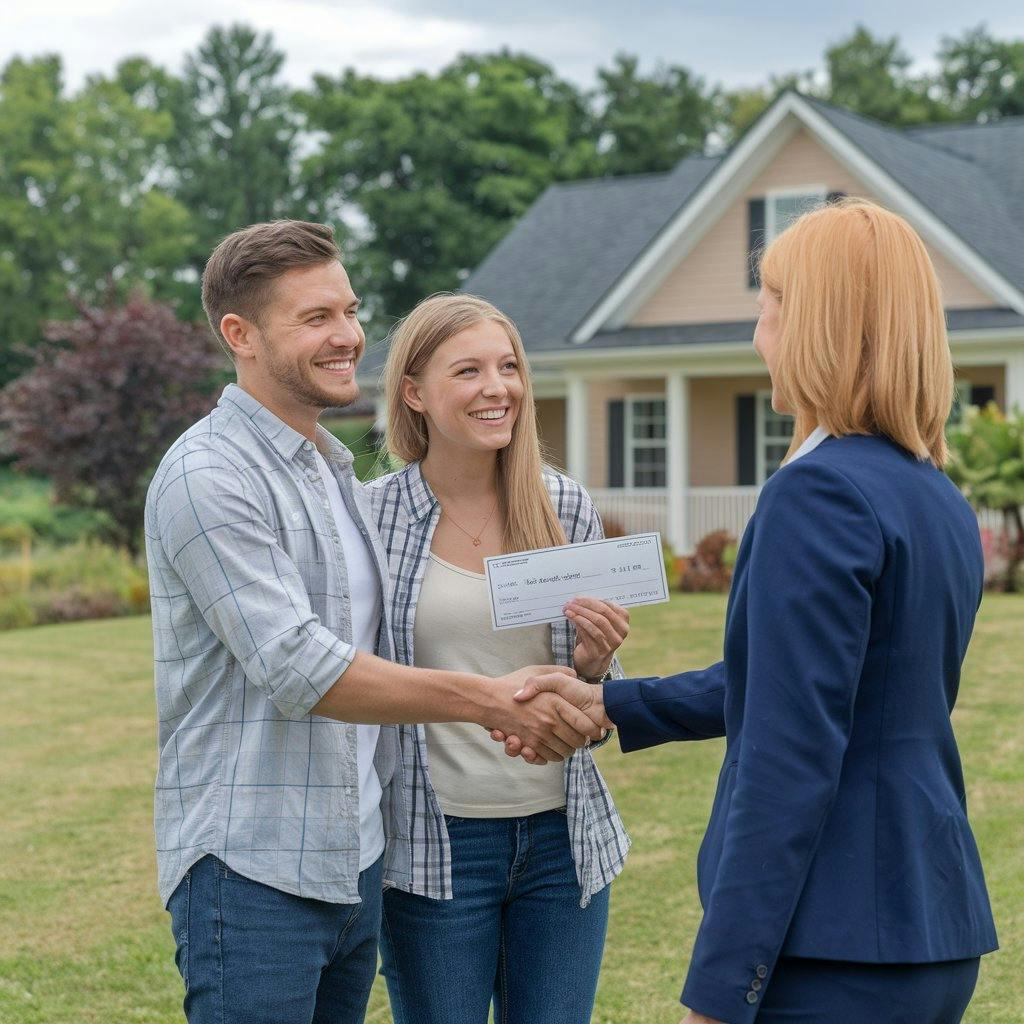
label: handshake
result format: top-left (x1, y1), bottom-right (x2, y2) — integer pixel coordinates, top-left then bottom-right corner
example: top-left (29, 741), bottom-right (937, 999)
top-left (484, 667), bottom-right (613, 766)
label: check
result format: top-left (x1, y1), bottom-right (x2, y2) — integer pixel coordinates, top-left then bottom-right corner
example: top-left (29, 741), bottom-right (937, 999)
top-left (484, 532), bottom-right (669, 630)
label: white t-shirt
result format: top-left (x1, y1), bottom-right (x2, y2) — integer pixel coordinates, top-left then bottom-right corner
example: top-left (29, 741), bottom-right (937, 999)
top-left (315, 450), bottom-right (385, 872)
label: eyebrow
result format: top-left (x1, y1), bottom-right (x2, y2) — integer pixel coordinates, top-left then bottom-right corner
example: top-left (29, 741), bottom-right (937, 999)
top-left (294, 297), bottom-right (360, 319)
top-left (447, 352), bottom-right (517, 369)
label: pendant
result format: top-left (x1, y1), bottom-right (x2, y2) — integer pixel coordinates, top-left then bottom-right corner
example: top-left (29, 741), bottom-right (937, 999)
top-left (473, 538), bottom-right (481, 546)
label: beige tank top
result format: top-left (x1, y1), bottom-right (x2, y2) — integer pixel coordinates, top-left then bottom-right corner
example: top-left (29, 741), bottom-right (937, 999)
top-left (414, 553), bottom-right (566, 817)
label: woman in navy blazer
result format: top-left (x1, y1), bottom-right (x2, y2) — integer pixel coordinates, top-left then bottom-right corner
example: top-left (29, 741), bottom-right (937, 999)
top-left (512, 199), bottom-right (997, 1023)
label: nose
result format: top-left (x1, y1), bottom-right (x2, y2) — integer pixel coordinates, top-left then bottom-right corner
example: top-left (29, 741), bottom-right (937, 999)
top-left (480, 370), bottom-right (508, 397)
top-left (328, 319), bottom-right (363, 351)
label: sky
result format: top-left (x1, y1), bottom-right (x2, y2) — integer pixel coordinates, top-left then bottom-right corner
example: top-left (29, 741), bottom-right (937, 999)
top-left (5, 0), bottom-right (1024, 92)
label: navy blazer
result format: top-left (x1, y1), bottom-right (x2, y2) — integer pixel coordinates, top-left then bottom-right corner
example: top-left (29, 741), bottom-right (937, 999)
top-left (604, 435), bottom-right (998, 1024)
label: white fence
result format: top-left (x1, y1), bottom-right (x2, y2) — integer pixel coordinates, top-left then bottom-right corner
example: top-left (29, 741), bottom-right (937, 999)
top-left (589, 487), bottom-right (762, 552)
top-left (590, 487), bottom-right (1012, 554)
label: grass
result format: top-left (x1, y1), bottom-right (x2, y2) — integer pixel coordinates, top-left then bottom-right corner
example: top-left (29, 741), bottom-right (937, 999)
top-left (0, 597), bottom-right (1020, 1023)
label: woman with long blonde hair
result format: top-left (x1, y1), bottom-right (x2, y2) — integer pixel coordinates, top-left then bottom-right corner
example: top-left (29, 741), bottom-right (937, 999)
top-left (366, 293), bottom-right (631, 1024)
top-left (518, 199), bottom-right (998, 1023)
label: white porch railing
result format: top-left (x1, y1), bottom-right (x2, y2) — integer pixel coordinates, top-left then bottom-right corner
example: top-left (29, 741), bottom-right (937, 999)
top-left (589, 487), bottom-right (762, 552)
top-left (590, 487), bottom-right (1013, 555)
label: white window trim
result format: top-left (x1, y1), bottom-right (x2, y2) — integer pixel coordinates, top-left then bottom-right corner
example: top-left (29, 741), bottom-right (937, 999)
top-left (765, 184), bottom-right (828, 243)
top-left (755, 389), bottom-right (795, 484)
top-left (624, 393), bottom-right (668, 489)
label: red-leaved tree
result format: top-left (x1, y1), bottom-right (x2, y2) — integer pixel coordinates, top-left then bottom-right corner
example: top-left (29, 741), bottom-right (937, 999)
top-left (0, 296), bottom-right (225, 554)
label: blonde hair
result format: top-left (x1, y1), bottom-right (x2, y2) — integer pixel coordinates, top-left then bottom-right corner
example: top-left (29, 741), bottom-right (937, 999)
top-left (760, 198), bottom-right (953, 467)
top-left (382, 293), bottom-right (566, 553)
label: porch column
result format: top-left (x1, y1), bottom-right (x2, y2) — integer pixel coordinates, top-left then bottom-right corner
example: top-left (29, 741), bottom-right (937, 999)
top-left (566, 374), bottom-right (588, 483)
top-left (1006, 353), bottom-right (1024, 414)
top-left (666, 371), bottom-right (690, 554)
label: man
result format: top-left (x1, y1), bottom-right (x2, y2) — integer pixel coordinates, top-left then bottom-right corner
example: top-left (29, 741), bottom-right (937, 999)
top-left (145, 220), bottom-right (601, 1024)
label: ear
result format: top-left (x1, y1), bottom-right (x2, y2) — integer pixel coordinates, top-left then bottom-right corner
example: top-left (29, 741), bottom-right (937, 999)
top-left (221, 314), bottom-right (258, 361)
top-left (401, 375), bottom-right (426, 413)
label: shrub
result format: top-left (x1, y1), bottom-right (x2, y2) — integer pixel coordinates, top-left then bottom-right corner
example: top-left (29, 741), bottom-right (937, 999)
top-left (678, 530), bottom-right (736, 593)
top-left (0, 541), bottom-right (150, 630)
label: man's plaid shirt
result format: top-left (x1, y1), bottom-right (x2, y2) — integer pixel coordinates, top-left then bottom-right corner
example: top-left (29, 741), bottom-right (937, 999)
top-left (145, 385), bottom-right (410, 907)
top-left (368, 462), bottom-right (630, 908)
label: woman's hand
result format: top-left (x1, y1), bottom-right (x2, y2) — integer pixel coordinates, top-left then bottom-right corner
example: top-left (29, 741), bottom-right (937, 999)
top-left (568, 597), bottom-right (630, 680)
top-left (680, 1012), bottom-right (724, 1024)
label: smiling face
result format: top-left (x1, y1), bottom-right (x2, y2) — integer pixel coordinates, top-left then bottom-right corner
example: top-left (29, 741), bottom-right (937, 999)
top-left (223, 260), bottom-right (365, 415)
top-left (401, 319), bottom-right (524, 458)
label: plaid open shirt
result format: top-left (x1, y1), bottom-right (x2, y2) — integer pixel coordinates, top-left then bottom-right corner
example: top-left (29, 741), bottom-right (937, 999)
top-left (368, 462), bottom-right (631, 908)
top-left (145, 385), bottom-right (410, 907)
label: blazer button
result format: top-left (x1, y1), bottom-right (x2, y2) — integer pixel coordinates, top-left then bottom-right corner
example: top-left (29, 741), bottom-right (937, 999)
top-left (746, 991), bottom-right (758, 1004)
top-left (751, 980), bottom-right (762, 991)
top-left (756, 964), bottom-right (768, 979)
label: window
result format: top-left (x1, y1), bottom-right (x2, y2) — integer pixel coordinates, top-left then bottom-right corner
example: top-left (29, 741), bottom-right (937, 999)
top-left (765, 186), bottom-right (827, 243)
top-left (625, 396), bottom-right (667, 488)
top-left (756, 391), bottom-right (794, 483)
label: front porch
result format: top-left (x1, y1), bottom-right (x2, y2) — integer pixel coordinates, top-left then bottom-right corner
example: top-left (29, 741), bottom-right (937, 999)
top-left (533, 347), bottom-right (1024, 554)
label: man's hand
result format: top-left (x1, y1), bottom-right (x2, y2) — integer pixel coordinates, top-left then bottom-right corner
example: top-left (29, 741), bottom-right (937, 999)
top-left (483, 666), bottom-right (604, 763)
top-left (681, 1013), bottom-right (725, 1024)
top-left (489, 671), bottom-right (613, 765)
top-left (568, 597), bottom-right (630, 680)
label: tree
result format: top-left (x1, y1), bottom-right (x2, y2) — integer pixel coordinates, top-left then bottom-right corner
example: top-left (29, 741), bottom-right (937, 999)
top-left (947, 403), bottom-right (1024, 592)
top-left (937, 25), bottom-right (1024, 120)
top-left (171, 25), bottom-right (306, 269)
top-left (299, 51), bottom-right (595, 329)
top-left (0, 55), bottom-right (195, 388)
top-left (823, 25), bottom-right (948, 126)
top-left (591, 54), bottom-right (717, 175)
top-left (0, 298), bottom-right (224, 554)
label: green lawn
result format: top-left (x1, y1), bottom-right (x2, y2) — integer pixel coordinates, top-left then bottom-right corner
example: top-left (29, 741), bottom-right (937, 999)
top-left (1, 597), bottom-right (1021, 1023)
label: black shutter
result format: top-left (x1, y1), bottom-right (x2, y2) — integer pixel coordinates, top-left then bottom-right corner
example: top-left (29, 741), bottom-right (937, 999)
top-left (747, 198), bottom-right (765, 289)
top-left (971, 385), bottom-right (996, 408)
top-left (827, 190), bottom-right (846, 204)
top-left (737, 395), bottom-right (757, 485)
top-left (608, 400), bottom-right (625, 488)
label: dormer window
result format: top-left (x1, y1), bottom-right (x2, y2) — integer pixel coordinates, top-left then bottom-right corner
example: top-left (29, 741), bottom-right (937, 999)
top-left (765, 186), bottom-right (828, 242)
top-left (748, 187), bottom-right (839, 288)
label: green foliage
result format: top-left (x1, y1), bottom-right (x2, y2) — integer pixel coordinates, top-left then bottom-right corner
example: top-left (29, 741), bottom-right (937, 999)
top-left (0, 541), bottom-right (149, 629)
top-left (937, 25), bottom-right (1024, 120)
top-left (0, 56), bottom-right (196, 388)
top-left (0, 470), bottom-right (109, 545)
top-left (592, 54), bottom-right (717, 175)
top-left (322, 416), bottom-right (385, 482)
top-left (947, 404), bottom-right (1024, 591)
top-left (299, 50), bottom-right (597, 329)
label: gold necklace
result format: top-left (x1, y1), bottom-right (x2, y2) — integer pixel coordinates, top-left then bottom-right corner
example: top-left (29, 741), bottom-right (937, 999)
top-left (441, 498), bottom-right (498, 547)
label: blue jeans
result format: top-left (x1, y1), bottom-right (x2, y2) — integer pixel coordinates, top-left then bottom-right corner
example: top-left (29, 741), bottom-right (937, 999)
top-left (167, 854), bottom-right (383, 1024)
top-left (379, 809), bottom-right (610, 1024)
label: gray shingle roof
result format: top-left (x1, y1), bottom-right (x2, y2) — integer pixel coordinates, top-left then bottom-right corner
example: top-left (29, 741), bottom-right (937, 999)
top-left (803, 98), bottom-right (1024, 299)
top-left (576, 308), bottom-right (1024, 353)
top-left (461, 155), bottom-right (720, 350)
top-left (457, 94), bottom-right (1024, 356)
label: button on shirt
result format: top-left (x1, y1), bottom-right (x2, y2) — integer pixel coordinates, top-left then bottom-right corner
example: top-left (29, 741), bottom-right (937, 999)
top-left (145, 384), bottom-right (408, 906)
top-left (314, 449), bottom-right (385, 871)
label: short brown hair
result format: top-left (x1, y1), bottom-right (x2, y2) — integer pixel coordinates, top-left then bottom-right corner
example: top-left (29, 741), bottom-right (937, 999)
top-left (201, 220), bottom-right (341, 352)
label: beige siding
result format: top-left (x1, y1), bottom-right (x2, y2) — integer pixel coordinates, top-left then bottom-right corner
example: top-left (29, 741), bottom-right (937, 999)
top-left (954, 365), bottom-right (1005, 410)
top-left (689, 376), bottom-right (774, 486)
top-left (631, 128), bottom-right (995, 326)
top-left (535, 398), bottom-right (567, 471)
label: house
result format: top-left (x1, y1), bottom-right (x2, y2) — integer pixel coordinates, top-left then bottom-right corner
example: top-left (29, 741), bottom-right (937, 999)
top-left (363, 91), bottom-right (1024, 553)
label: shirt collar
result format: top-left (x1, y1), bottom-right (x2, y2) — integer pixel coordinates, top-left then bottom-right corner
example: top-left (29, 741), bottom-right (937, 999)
top-left (398, 461), bottom-right (438, 523)
top-left (218, 384), bottom-right (355, 468)
top-left (788, 425), bottom-right (832, 464)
